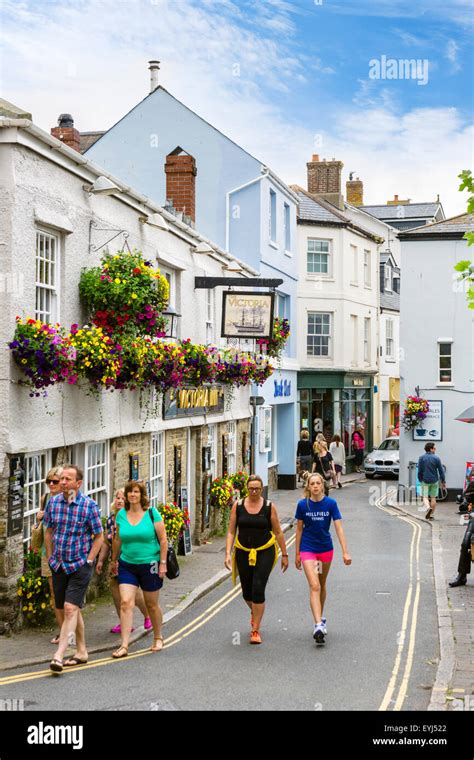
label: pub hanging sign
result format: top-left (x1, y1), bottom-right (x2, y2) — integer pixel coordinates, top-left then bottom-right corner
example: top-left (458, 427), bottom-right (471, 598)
top-left (163, 386), bottom-right (225, 419)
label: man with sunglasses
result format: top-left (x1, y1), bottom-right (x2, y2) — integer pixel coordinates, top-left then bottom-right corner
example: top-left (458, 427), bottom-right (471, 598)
top-left (44, 465), bottom-right (103, 673)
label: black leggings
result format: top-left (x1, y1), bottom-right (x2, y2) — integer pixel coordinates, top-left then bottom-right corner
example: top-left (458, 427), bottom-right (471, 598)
top-left (236, 546), bottom-right (275, 604)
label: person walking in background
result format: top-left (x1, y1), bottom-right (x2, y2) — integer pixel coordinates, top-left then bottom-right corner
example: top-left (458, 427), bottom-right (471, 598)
top-left (329, 435), bottom-right (345, 489)
top-left (111, 481), bottom-right (167, 657)
top-left (224, 474), bottom-right (288, 645)
top-left (44, 465), bottom-right (103, 674)
top-left (34, 466), bottom-right (72, 645)
top-left (96, 489), bottom-right (152, 635)
top-left (418, 443), bottom-right (446, 520)
top-left (295, 473), bottom-right (351, 644)
top-left (312, 439), bottom-right (336, 488)
top-left (351, 427), bottom-right (365, 473)
top-left (297, 430), bottom-right (313, 483)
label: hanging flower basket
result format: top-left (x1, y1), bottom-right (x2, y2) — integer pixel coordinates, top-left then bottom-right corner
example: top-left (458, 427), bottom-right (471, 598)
top-left (256, 317), bottom-right (290, 359)
top-left (8, 318), bottom-right (76, 396)
top-left (158, 501), bottom-right (189, 545)
top-left (402, 395), bottom-right (430, 431)
top-left (210, 476), bottom-right (235, 509)
top-left (79, 250), bottom-right (169, 338)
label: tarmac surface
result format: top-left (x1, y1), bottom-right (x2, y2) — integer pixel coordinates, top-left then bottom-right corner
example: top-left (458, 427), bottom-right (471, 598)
top-left (0, 473), bottom-right (471, 712)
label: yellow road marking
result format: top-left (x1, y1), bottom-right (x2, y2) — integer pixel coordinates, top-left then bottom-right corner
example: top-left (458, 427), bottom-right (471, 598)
top-left (0, 532), bottom-right (296, 686)
top-left (377, 489), bottom-right (423, 712)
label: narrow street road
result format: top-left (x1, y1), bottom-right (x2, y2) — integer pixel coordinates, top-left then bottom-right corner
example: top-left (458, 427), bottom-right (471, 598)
top-left (0, 481), bottom-right (439, 711)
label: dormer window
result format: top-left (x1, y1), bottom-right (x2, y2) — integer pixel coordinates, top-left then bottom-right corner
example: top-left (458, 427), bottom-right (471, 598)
top-left (384, 263), bottom-right (392, 292)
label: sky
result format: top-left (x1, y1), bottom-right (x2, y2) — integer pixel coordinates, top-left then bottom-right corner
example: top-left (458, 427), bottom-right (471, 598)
top-left (1, 0), bottom-right (473, 215)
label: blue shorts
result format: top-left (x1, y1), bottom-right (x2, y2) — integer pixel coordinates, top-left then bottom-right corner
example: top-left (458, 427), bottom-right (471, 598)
top-left (118, 559), bottom-right (164, 592)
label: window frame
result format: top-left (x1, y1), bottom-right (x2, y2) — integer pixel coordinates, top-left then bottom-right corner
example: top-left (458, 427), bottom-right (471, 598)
top-left (307, 311), bottom-right (332, 358)
top-left (307, 238), bottom-right (331, 276)
top-left (23, 450), bottom-right (52, 546)
top-left (350, 244), bottom-right (358, 285)
top-left (283, 202), bottom-right (291, 253)
top-left (35, 228), bottom-right (60, 324)
top-left (269, 189), bottom-right (277, 245)
top-left (150, 432), bottom-right (165, 508)
top-left (386, 318), bottom-right (394, 360)
top-left (438, 341), bottom-right (453, 384)
top-left (83, 441), bottom-right (109, 516)
top-left (364, 249), bottom-right (371, 287)
top-left (364, 317), bottom-right (371, 363)
top-left (227, 421), bottom-right (237, 474)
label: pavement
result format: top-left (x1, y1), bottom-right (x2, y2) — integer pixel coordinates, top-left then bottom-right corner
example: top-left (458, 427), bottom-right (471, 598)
top-left (387, 491), bottom-right (473, 712)
top-left (0, 473), bottom-right (471, 713)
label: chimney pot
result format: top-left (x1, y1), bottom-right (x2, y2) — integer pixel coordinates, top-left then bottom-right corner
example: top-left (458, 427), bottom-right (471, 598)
top-left (149, 60), bottom-right (161, 93)
top-left (58, 113), bottom-right (74, 128)
top-left (311, 154), bottom-right (320, 162)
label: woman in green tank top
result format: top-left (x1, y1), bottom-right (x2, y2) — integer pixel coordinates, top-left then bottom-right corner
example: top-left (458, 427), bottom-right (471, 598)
top-left (111, 481), bottom-right (168, 658)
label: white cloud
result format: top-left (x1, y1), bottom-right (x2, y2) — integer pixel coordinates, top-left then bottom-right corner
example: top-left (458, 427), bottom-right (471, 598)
top-left (446, 39), bottom-right (462, 72)
top-left (0, 0), bottom-right (469, 220)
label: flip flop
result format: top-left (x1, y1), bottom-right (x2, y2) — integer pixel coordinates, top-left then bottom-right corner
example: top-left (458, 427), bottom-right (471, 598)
top-left (64, 656), bottom-right (88, 667)
top-left (112, 646), bottom-right (128, 659)
top-left (150, 637), bottom-right (164, 652)
top-left (50, 633), bottom-right (61, 645)
top-left (50, 658), bottom-right (63, 673)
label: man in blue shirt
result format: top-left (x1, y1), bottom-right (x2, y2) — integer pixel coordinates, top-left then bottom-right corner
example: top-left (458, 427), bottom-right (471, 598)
top-left (44, 465), bottom-right (103, 674)
top-left (417, 443), bottom-right (446, 520)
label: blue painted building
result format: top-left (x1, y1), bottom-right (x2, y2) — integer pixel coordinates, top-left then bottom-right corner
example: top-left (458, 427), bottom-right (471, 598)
top-left (85, 73), bottom-right (299, 489)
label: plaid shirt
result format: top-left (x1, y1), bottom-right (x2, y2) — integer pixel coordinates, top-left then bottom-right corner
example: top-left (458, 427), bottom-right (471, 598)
top-left (43, 491), bottom-right (103, 574)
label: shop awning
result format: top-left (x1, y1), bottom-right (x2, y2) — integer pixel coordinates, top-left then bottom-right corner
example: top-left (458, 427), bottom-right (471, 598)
top-left (455, 406), bottom-right (474, 423)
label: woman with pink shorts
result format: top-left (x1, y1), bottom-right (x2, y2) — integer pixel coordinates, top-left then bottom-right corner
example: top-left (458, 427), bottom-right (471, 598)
top-left (295, 473), bottom-right (352, 644)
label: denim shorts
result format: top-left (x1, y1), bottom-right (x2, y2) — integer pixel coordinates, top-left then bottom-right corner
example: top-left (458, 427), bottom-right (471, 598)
top-left (118, 559), bottom-right (164, 592)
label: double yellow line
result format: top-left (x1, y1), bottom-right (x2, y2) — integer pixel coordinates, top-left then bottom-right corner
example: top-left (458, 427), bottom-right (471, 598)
top-left (0, 534), bottom-right (296, 687)
top-left (376, 490), bottom-right (422, 712)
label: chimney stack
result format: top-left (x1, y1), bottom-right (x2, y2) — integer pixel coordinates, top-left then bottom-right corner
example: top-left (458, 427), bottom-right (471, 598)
top-left (387, 194), bottom-right (410, 206)
top-left (149, 60), bottom-right (160, 93)
top-left (50, 114), bottom-right (81, 153)
top-left (164, 148), bottom-right (197, 223)
top-left (346, 173), bottom-right (364, 206)
top-left (307, 154), bottom-right (344, 210)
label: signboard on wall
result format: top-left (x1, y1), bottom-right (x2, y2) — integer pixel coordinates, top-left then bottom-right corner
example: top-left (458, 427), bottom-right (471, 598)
top-left (221, 291), bottom-right (274, 339)
top-left (164, 387), bottom-right (225, 419)
top-left (179, 486), bottom-right (192, 556)
top-left (8, 456), bottom-right (24, 538)
top-left (412, 400), bottom-right (443, 442)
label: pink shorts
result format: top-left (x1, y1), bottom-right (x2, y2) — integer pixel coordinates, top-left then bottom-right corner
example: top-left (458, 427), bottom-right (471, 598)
top-left (300, 550), bottom-right (334, 563)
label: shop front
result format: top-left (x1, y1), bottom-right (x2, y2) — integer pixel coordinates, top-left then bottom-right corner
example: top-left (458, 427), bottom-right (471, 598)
top-left (298, 372), bottom-right (375, 470)
top-left (252, 369), bottom-right (298, 492)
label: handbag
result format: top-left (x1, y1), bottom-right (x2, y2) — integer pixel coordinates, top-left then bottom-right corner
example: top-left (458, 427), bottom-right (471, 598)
top-left (148, 509), bottom-right (180, 580)
top-left (31, 522), bottom-right (44, 551)
top-left (318, 455), bottom-right (332, 481)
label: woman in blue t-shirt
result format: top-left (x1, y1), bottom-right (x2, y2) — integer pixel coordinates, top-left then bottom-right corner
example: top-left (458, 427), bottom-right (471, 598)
top-left (295, 473), bottom-right (351, 644)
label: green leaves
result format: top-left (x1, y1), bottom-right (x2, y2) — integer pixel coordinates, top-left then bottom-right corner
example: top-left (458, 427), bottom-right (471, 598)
top-left (455, 170), bottom-right (474, 310)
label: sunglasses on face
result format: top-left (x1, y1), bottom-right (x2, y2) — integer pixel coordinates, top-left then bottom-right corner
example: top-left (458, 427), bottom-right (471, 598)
top-left (47, 479), bottom-right (60, 485)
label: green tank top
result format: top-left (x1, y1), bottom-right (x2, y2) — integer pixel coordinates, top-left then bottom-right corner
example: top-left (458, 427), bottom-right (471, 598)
top-left (116, 506), bottom-right (163, 564)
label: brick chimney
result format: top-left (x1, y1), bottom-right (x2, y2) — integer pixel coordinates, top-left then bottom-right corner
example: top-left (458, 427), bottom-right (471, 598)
top-left (346, 173), bottom-right (363, 206)
top-left (387, 194), bottom-right (410, 206)
top-left (307, 155), bottom-right (344, 210)
top-left (51, 114), bottom-right (81, 153)
top-left (164, 148), bottom-right (197, 222)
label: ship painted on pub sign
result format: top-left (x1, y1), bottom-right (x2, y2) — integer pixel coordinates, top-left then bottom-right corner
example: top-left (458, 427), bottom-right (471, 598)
top-left (221, 291), bottom-right (274, 339)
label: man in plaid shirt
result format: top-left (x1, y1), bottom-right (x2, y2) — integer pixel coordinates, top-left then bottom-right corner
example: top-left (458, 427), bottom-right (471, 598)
top-left (44, 465), bottom-right (103, 674)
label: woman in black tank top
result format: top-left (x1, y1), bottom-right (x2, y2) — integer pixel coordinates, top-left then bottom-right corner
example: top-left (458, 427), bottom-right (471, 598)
top-left (225, 474), bottom-right (289, 645)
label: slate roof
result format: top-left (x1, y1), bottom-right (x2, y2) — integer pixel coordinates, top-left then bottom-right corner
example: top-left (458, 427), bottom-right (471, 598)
top-left (291, 186), bottom-right (347, 224)
top-left (398, 213), bottom-right (473, 237)
top-left (380, 291), bottom-right (400, 311)
top-left (79, 131), bottom-right (106, 153)
top-left (361, 202), bottom-right (443, 221)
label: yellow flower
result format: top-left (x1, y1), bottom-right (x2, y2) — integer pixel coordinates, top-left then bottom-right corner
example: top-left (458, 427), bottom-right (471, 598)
top-left (131, 293), bottom-right (138, 299)
top-left (115, 278), bottom-right (121, 285)
top-left (41, 603), bottom-right (46, 610)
